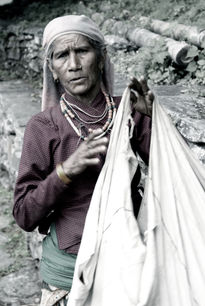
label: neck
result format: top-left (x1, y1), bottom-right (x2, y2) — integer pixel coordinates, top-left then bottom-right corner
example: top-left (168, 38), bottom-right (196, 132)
top-left (65, 83), bottom-right (101, 105)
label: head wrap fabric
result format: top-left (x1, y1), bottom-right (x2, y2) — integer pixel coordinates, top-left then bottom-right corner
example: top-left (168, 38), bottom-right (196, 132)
top-left (42, 15), bottom-right (114, 111)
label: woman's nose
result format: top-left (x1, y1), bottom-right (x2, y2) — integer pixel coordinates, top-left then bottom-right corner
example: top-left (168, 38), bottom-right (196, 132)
top-left (68, 52), bottom-right (81, 71)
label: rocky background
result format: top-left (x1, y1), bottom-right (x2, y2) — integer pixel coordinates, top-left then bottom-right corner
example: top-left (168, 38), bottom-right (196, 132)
top-left (0, 0), bottom-right (205, 304)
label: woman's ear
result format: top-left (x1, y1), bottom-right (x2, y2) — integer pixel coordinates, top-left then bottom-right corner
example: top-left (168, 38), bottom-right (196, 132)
top-left (99, 49), bottom-right (107, 72)
top-left (47, 59), bottom-right (58, 81)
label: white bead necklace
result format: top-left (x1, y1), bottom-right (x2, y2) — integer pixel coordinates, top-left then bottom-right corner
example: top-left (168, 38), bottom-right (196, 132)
top-left (60, 91), bottom-right (116, 140)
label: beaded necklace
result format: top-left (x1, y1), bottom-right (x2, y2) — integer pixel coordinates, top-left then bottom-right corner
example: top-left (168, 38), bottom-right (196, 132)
top-left (63, 96), bottom-right (108, 119)
top-left (62, 94), bottom-right (108, 125)
top-left (60, 90), bottom-right (116, 140)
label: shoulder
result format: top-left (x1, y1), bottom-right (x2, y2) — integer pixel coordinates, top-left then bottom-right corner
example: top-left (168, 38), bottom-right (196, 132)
top-left (26, 104), bottom-right (61, 131)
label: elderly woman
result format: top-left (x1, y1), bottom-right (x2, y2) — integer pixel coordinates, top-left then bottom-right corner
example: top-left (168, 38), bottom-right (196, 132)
top-left (13, 15), bottom-right (153, 305)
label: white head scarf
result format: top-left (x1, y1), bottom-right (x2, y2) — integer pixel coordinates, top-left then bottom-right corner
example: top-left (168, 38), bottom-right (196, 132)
top-left (42, 15), bottom-right (114, 111)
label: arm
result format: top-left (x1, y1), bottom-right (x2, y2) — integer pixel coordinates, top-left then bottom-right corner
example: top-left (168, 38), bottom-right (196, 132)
top-left (131, 111), bottom-right (151, 165)
top-left (13, 115), bottom-right (108, 232)
top-left (13, 114), bottom-right (67, 232)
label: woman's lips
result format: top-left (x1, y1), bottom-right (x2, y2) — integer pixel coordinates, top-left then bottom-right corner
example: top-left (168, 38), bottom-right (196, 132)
top-left (70, 77), bottom-right (86, 83)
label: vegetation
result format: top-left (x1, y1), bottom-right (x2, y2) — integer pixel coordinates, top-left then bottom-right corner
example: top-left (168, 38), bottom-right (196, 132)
top-left (0, 0), bottom-right (205, 86)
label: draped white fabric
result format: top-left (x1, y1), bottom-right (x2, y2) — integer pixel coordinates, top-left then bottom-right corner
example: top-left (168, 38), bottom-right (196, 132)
top-left (140, 96), bottom-right (205, 306)
top-left (67, 88), bottom-right (205, 306)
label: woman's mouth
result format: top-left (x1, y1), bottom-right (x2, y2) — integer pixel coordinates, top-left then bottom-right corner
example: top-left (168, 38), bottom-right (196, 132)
top-left (70, 77), bottom-right (86, 83)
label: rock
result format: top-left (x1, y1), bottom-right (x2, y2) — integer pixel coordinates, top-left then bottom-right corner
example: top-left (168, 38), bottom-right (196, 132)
top-left (0, 215), bottom-right (10, 230)
top-left (91, 12), bottom-right (105, 26)
top-left (27, 230), bottom-right (45, 260)
top-left (112, 20), bottom-right (131, 37)
top-left (154, 85), bottom-right (205, 144)
top-left (0, 231), bottom-right (14, 271)
top-left (0, 248), bottom-right (14, 270)
top-left (114, 76), bottom-right (205, 165)
top-left (0, 80), bottom-right (40, 188)
top-left (99, 2), bottom-right (112, 13)
top-left (0, 25), bottom-right (43, 80)
top-left (105, 34), bottom-right (129, 50)
top-left (0, 260), bottom-right (41, 305)
top-left (0, 185), bottom-right (41, 305)
top-left (101, 18), bottom-right (115, 35)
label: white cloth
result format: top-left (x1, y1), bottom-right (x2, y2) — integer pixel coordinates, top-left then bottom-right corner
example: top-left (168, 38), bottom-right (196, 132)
top-left (140, 97), bottom-right (205, 305)
top-left (67, 87), bottom-right (145, 306)
top-left (68, 89), bottom-right (205, 306)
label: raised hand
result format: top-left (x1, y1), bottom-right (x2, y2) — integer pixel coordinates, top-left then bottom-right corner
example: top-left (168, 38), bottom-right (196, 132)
top-left (128, 76), bottom-right (154, 117)
top-left (62, 128), bottom-right (108, 179)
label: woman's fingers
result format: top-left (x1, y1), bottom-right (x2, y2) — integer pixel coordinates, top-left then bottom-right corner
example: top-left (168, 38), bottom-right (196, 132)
top-left (85, 145), bottom-right (107, 157)
top-left (128, 77), bottom-right (144, 96)
top-left (86, 135), bottom-right (108, 149)
top-left (62, 130), bottom-right (109, 180)
top-left (128, 76), bottom-right (154, 117)
top-left (85, 129), bottom-right (108, 155)
top-left (138, 76), bottom-right (150, 94)
top-left (147, 90), bottom-right (155, 102)
top-left (83, 157), bottom-right (101, 166)
top-left (128, 76), bottom-right (151, 96)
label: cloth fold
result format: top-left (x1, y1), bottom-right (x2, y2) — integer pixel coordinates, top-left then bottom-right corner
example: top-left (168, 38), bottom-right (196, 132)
top-left (67, 87), bottom-right (146, 306)
top-left (139, 97), bottom-right (205, 305)
top-left (67, 89), bottom-right (205, 306)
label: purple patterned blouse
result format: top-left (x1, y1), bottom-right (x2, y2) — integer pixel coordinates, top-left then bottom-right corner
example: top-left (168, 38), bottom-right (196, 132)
top-left (13, 90), bottom-right (151, 254)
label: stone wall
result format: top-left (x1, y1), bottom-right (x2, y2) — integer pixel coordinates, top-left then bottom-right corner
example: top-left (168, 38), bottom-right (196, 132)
top-left (0, 24), bottom-right (43, 81)
top-left (0, 80), bottom-right (40, 189)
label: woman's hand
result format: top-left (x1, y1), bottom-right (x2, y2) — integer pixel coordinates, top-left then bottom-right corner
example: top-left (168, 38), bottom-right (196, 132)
top-left (62, 128), bottom-right (108, 179)
top-left (128, 76), bottom-right (154, 117)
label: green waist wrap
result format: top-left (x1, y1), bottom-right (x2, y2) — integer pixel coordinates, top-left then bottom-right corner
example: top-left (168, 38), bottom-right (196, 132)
top-left (40, 223), bottom-right (77, 291)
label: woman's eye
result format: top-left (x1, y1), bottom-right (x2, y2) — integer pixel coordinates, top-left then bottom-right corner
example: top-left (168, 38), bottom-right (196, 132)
top-left (57, 52), bottom-right (67, 58)
top-left (77, 49), bottom-right (88, 54)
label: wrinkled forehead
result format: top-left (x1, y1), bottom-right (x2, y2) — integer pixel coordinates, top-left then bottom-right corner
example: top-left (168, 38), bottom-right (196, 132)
top-left (52, 33), bottom-right (91, 52)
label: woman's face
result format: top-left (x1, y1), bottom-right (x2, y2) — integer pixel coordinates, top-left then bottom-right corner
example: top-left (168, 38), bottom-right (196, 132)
top-left (50, 34), bottom-right (104, 104)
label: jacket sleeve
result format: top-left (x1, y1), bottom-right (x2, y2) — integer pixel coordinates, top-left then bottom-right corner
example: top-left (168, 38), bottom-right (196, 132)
top-left (13, 114), bottom-right (68, 232)
top-left (131, 111), bottom-right (152, 165)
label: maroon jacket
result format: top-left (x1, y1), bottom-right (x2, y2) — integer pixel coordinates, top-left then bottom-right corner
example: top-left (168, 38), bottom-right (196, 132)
top-left (13, 91), bottom-right (151, 254)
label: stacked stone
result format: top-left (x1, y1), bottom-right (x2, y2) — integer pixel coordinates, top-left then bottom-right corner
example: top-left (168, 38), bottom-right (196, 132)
top-left (0, 25), bottom-right (43, 81)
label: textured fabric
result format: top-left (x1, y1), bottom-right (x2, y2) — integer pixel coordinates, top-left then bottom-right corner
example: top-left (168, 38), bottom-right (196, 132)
top-left (136, 99), bottom-right (205, 305)
top-left (40, 282), bottom-right (69, 306)
top-left (43, 15), bottom-right (105, 51)
top-left (42, 15), bottom-right (114, 111)
top-left (68, 87), bottom-right (145, 306)
top-left (13, 91), bottom-right (151, 254)
top-left (68, 90), bottom-right (205, 306)
top-left (40, 223), bottom-right (77, 291)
